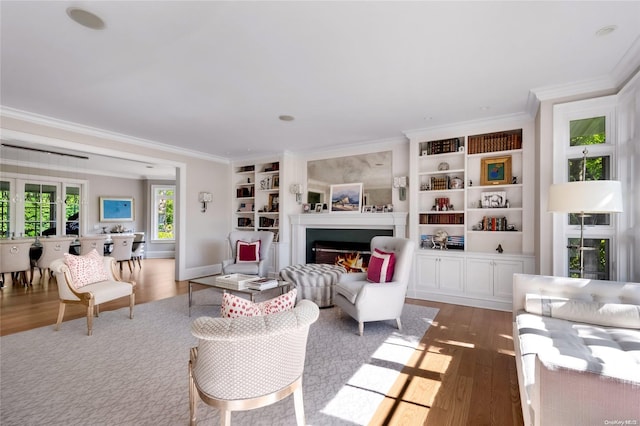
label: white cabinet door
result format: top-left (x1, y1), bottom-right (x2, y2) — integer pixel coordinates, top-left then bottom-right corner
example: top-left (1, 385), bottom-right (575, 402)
top-left (465, 257), bottom-right (494, 295)
top-left (415, 254), bottom-right (463, 293)
top-left (416, 255), bottom-right (439, 290)
top-left (493, 259), bottom-right (525, 299)
top-left (438, 256), bottom-right (464, 292)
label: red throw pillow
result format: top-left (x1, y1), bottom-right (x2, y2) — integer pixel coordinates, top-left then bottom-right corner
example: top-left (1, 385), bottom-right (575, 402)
top-left (366, 248), bottom-right (396, 283)
top-left (236, 240), bottom-right (260, 263)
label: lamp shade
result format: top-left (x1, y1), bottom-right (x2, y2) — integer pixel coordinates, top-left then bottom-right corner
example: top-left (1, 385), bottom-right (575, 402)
top-left (548, 180), bottom-right (623, 213)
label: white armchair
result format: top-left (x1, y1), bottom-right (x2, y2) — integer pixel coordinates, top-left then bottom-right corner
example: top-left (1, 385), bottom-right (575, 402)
top-left (221, 231), bottom-right (274, 277)
top-left (50, 256), bottom-right (136, 336)
top-left (189, 299), bottom-right (320, 425)
top-left (334, 236), bottom-right (416, 336)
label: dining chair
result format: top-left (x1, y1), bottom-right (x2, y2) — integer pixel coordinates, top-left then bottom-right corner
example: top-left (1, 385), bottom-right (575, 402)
top-left (0, 239), bottom-right (36, 287)
top-left (130, 232), bottom-right (145, 268)
top-left (109, 234), bottom-right (135, 273)
top-left (36, 236), bottom-right (76, 284)
top-left (79, 235), bottom-right (108, 256)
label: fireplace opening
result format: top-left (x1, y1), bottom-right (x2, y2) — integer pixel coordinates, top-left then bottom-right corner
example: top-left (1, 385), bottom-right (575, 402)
top-left (313, 241), bottom-right (371, 273)
top-left (305, 228), bottom-right (393, 272)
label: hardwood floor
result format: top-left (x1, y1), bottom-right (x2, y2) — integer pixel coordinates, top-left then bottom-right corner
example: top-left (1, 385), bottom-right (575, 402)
top-left (0, 259), bottom-right (524, 425)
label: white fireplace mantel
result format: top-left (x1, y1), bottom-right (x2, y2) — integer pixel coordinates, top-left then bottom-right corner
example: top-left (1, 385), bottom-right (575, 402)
top-left (289, 212), bottom-right (408, 264)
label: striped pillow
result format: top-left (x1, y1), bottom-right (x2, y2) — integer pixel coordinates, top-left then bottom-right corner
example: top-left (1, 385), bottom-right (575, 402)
top-left (366, 249), bottom-right (396, 283)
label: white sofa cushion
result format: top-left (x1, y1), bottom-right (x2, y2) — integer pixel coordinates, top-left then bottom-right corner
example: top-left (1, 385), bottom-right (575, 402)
top-left (525, 294), bottom-right (640, 329)
top-left (516, 312), bottom-right (640, 386)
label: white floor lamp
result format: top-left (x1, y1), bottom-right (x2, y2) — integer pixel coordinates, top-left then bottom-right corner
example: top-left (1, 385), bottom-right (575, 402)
top-left (548, 152), bottom-right (623, 278)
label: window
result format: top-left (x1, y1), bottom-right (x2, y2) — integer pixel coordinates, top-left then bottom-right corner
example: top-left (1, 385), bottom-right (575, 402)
top-left (0, 175), bottom-right (85, 237)
top-left (0, 181), bottom-right (10, 236)
top-left (553, 98), bottom-right (619, 279)
top-left (152, 185), bottom-right (175, 241)
top-left (24, 182), bottom-right (57, 237)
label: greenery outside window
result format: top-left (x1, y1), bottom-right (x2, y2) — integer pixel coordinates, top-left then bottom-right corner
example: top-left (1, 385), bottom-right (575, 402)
top-left (24, 183), bottom-right (57, 237)
top-left (0, 181), bottom-right (10, 236)
top-left (553, 102), bottom-right (618, 279)
top-left (152, 185), bottom-right (174, 241)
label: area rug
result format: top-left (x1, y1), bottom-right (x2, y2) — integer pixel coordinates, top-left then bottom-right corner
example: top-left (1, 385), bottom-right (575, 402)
top-left (0, 290), bottom-right (438, 426)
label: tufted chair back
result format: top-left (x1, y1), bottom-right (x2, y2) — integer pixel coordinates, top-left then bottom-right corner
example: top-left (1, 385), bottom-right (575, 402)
top-left (189, 299), bottom-right (319, 425)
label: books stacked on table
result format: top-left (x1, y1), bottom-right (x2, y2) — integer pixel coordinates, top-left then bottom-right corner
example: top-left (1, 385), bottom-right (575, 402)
top-left (246, 278), bottom-right (279, 291)
top-left (215, 274), bottom-right (261, 290)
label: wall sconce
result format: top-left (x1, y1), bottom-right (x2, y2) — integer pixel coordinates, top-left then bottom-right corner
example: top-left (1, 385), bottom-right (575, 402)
top-left (393, 176), bottom-right (408, 201)
top-left (198, 192), bottom-right (213, 213)
top-left (289, 184), bottom-right (303, 204)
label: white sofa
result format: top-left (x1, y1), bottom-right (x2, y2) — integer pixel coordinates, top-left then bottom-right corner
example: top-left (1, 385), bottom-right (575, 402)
top-left (512, 273), bottom-right (640, 426)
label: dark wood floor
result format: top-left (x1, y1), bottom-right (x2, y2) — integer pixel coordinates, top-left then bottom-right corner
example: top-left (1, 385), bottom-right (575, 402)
top-left (0, 259), bottom-right (523, 426)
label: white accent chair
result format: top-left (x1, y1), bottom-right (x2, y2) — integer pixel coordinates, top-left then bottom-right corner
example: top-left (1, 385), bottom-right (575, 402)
top-left (130, 232), bottom-right (145, 268)
top-left (109, 234), bottom-right (135, 273)
top-left (50, 256), bottom-right (136, 336)
top-left (0, 239), bottom-right (36, 287)
top-left (189, 300), bottom-right (319, 426)
top-left (79, 235), bottom-right (107, 256)
top-left (334, 236), bottom-right (416, 336)
top-left (221, 230), bottom-right (274, 277)
top-left (36, 236), bottom-right (75, 284)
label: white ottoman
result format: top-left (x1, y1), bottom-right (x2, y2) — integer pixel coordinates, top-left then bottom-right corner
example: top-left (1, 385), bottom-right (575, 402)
top-left (279, 264), bottom-right (346, 308)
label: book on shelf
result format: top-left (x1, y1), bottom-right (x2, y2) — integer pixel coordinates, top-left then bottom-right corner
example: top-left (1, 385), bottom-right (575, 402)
top-left (246, 277), bottom-right (279, 290)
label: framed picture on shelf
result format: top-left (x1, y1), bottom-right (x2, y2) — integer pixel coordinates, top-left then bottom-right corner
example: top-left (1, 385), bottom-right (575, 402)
top-left (329, 183), bottom-right (363, 213)
top-left (315, 203), bottom-right (323, 213)
top-left (268, 193), bottom-right (279, 212)
top-left (99, 197), bottom-right (134, 222)
top-left (480, 155), bottom-right (512, 185)
top-left (481, 191), bottom-right (507, 208)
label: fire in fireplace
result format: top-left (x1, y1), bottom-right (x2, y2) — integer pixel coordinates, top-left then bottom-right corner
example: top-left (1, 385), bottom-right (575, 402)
top-left (312, 241), bottom-right (371, 273)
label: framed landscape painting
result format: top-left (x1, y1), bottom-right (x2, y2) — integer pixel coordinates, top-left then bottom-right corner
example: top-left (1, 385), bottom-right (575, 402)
top-left (329, 183), bottom-right (363, 213)
top-left (100, 197), bottom-right (134, 222)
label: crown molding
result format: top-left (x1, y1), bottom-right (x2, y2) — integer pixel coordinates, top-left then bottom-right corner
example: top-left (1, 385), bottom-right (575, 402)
top-left (611, 35), bottom-right (640, 87)
top-left (531, 75), bottom-right (617, 102)
top-left (0, 106), bottom-right (229, 165)
top-left (403, 112), bottom-right (532, 141)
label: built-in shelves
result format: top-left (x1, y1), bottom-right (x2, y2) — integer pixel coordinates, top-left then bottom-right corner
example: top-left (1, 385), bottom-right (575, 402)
top-left (408, 119), bottom-right (534, 310)
top-left (233, 160), bottom-right (282, 242)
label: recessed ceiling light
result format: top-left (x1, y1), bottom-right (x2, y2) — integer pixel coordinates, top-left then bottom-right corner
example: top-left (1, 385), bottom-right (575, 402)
top-left (66, 7), bottom-right (105, 30)
top-left (596, 25), bottom-right (617, 37)
top-left (279, 115), bottom-right (295, 122)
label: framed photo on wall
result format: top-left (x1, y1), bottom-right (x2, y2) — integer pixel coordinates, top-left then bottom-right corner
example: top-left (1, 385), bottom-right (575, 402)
top-left (100, 197), bottom-right (134, 222)
top-left (480, 155), bottom-right (512, 186)
top-left (329, 183), bottom-right (363, 213)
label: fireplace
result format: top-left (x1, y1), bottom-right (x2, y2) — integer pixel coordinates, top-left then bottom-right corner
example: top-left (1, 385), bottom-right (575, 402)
top-left (289, 212), bottom-right (408, 265)
top-left (306, 228), bottom-right (392, 272)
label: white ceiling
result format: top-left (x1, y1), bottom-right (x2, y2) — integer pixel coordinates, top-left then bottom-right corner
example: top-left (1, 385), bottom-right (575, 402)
top-left (1, 1), bottom-right (639, 170)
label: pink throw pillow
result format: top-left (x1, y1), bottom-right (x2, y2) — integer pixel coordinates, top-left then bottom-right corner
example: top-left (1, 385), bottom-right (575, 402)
top-left (221, 288), bottom-right (297, 318)
top-left (366, 249), bottom-right (396, 283)
top-left (236, 240), bottom-right (260, 263)
top-left (63, 249), bottom-right (110, 289)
